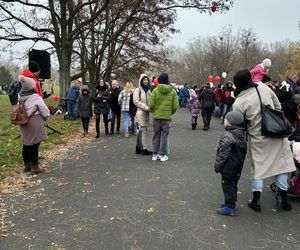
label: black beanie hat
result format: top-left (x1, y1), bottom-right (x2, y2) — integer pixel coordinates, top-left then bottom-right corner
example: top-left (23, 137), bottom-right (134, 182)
top-left (233, 69), bottom-right (252, 88)
top-left (29, 61), bottom-right (40, 73)
top-left (158, 72), bottom-right (170, 85)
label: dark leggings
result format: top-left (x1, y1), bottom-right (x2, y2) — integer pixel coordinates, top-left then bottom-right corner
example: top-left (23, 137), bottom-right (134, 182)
top-left (95, 113), bottom-right (109, 134)
top-left (22, 143), bottom-right (40, 164)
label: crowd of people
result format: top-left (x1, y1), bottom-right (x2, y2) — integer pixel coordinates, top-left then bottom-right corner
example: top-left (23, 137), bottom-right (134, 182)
top-left (15, 59), bottom-right (300, 217)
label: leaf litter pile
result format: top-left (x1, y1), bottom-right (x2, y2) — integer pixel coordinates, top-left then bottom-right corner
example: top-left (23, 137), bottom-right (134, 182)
top-left (0, 125), bottom-right (95, 238)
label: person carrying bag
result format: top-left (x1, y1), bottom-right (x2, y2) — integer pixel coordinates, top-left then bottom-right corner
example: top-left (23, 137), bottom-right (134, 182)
top-left (255, 87), bottom-right (294, 138)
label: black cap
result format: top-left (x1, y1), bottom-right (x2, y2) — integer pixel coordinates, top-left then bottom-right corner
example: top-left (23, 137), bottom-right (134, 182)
top-left (29, 61), bottom-right (40, 73)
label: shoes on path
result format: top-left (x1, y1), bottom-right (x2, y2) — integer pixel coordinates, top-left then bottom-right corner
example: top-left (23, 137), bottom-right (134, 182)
top-left (152, 154), bottom-right (160, 161)
top-left (136, 146), bottom-right (142, 154)
top-left (141, 149), bottom-right (152, 155)
top-left (159, 155), bottom-right (168, 162)
top-left (217, 205), bottom-right (236, 216)
top-left (124, 133), bottom-right (129, 138)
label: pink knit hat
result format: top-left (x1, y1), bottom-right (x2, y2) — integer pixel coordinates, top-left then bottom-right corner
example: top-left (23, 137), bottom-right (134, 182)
top-left (19, 75), bottom-right (36, 90)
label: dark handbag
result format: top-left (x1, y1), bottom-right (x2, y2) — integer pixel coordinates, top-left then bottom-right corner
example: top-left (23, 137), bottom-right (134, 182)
top-left (255, 87), bottom-right (294, 138)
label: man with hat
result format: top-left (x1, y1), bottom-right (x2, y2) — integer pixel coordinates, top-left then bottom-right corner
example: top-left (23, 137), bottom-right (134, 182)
top-left (149, 72), bottom-right (178, 162)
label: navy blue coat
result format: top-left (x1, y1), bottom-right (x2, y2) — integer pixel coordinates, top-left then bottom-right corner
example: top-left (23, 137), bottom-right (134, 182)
top-left (65, 86), bottom-right (80, 102)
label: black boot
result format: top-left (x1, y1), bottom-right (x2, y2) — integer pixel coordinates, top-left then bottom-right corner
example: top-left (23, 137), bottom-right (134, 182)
top-left (95, 119), bottom-right (100, 138)
top-left (141, 149), bottom-right (153, 155)
top-left (278, 188), bottom-right (292, 211)
top-left (135, 146), bottom-right (142, 154)
top-left (248, 191), bottom-right (261, 212)
top-left (192, 124), bottom-right (196, 130)
top-left (105, 123), bottom-right (109, 135)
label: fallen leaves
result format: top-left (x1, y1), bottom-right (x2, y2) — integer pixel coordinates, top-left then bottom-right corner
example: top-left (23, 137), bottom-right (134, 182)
top-left (147, 207), bottom-right (155, 213)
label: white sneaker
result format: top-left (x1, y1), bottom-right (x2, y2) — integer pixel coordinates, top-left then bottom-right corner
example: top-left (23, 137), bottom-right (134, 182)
top-left (152, 154), bottom-right (160, 161)
top-left (160, 155), bottom-right (168, 162)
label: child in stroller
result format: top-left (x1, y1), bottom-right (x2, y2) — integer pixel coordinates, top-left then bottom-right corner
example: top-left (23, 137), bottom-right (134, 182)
top-left (270, 141), bottom-right (300, 197)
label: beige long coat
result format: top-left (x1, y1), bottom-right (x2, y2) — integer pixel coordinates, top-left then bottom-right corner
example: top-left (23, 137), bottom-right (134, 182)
top-left (133, 74), bottom-right (150, 127)
top-left (233, 83), bottom-right (295, 179)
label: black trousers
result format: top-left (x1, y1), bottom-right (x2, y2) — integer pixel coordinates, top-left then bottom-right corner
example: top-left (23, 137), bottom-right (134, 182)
top-left (22, 143), bottom-right (40, 165)
top-left (201, 107), bottom-right (213, 127)
top-left (221, 177), bottom-right (240, 208)
top-left (95, 113), bottom-right (109, 135)
top-left (110, 110), bottom-right (121, 132)
top-left (81, 117), bottom-right (90, 132)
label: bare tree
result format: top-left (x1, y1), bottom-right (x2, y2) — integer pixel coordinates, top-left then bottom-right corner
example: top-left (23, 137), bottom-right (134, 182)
top-left (0, 0), bottom-right (235, 98)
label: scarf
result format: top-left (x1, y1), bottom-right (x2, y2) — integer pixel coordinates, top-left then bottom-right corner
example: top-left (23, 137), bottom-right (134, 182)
top-left (19, 88), bottom-right (37, 97)
top-left (142, 83), bottom-right (150, 93)
top-left (234, 83), bottom-right (257, 98)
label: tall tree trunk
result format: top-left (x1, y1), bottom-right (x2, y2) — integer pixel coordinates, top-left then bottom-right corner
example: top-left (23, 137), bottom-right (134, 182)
top-left (58, 48), bottom-right (72, 100)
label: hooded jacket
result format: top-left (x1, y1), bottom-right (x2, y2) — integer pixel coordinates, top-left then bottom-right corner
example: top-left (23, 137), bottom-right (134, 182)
top-left (250, 64), bottom-right (268, 83)
top-left (149, 83), bottom-right (178, 120)
top-left (133, 74), bottom-right (150, 126)
top-left (77, 85), bottom-right (93, 118)
top-left (214, 126), bottom-right (247, 179)
top-left (21, 69), bottom-right (43, 98)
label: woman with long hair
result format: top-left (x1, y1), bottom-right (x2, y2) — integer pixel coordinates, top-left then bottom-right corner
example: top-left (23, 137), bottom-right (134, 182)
top-left (93, 79), bottom-right (111, 138)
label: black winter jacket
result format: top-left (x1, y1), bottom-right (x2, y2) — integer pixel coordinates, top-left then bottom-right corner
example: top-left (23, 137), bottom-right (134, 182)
top-left (198, 89), bottom-right (219, 109)
top-left (109, 87), bottom-right (122, 112)
top-left (214, 126), bottom-right (247, 180)
top-left (93, 86), bottom-right (111, 114)
top-left (77, 86), bottom-right (93, 118)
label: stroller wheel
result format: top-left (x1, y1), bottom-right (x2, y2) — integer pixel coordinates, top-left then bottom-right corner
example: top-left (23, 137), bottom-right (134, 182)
top-left (270, 182), bottom-right (277, 192)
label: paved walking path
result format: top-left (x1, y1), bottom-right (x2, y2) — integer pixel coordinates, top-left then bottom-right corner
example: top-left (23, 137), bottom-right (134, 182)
top-left (1, 109), bottom-right (300, 249)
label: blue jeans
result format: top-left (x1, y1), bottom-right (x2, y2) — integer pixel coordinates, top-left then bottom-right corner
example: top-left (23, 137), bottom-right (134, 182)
top-left (252, 173), bottom-right (289, 192)
top-left (221, 104), bottom-right (231, 122)
top-left (122, 111), bottom-right (130, 134)
top-left (67, 101), bottom-right (76, 120)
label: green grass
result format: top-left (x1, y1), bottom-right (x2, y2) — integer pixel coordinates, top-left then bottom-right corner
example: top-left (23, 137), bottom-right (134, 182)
top-left (0, 95), bottom-right (81, 179)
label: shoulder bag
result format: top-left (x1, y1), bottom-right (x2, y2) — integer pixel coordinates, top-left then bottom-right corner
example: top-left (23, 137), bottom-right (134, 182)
top-left (255, 87), bottom-right (294, 138)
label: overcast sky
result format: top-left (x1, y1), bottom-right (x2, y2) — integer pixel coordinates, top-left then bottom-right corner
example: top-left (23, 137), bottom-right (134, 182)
top-left (168, 0), bottom-right (300, 47)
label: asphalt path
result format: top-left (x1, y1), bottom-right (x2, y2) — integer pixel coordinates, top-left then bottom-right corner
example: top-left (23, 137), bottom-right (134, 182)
top-left (1, 108), bottom-right (300, 250)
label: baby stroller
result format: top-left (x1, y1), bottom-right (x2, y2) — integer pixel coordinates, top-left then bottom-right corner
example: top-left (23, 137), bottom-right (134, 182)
top-left (270, 142), bottom-right (300, 198)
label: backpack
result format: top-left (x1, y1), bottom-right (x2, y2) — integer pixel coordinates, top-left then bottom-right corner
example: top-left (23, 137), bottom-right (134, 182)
top-left (129, 88), bottom-right (141, 116)
top-left (7, 80), bottom-right (22, 105)
top-left (9, 100), bottom-right (38, 125)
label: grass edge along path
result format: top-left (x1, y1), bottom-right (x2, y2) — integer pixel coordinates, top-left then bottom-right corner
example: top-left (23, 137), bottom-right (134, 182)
top-left (0, 95), bottom-right (84, 181)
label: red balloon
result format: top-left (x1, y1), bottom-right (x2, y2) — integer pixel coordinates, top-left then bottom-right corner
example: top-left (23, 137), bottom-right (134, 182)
top-left (207, 75), bottom-right (214, 82)
top-left (52, 95), bottom-right (59, 102)
top-left (215, 76), bottom-right (221, 83)
top-left (211, 5), bottom-right (217, 13)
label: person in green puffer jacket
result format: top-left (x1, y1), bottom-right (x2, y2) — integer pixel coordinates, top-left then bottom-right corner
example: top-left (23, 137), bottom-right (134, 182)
top-left (149, 72), bottom-right (179, 162)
